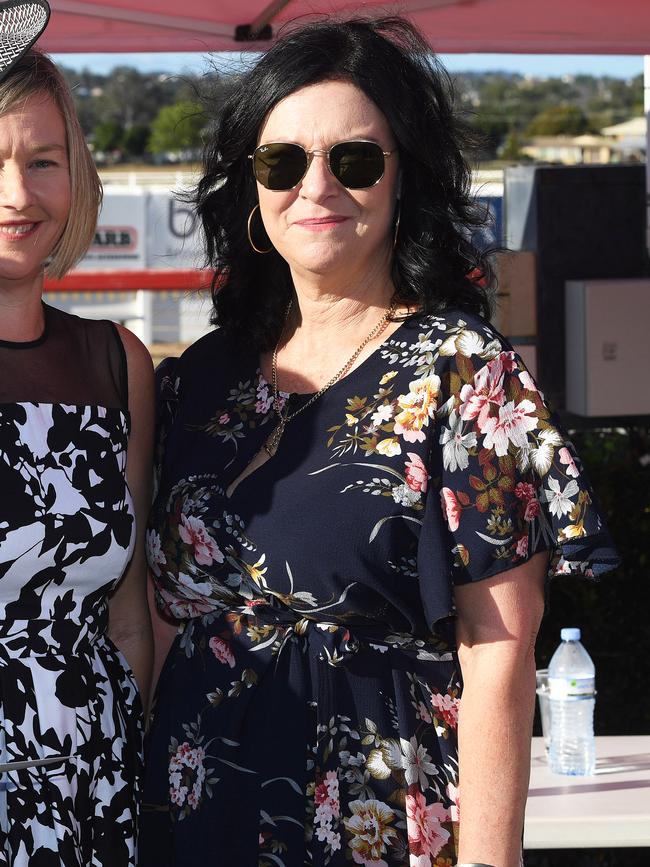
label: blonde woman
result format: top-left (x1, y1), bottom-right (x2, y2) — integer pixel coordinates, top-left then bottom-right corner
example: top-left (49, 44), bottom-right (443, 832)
top-left (0, 50), bottom-right (153, 864)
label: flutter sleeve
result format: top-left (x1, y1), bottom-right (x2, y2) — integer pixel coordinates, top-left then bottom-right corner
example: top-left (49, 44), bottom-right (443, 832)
top-left (429, 322), bottom-right (619, 589)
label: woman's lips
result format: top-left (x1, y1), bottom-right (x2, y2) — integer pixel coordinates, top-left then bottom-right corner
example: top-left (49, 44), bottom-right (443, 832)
top-left (293, 216), bottom-right (349, 231)
top-left (0, 222), bottom-right (39, 240)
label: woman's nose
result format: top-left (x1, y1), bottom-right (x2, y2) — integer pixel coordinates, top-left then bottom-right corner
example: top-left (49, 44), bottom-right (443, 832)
top-left (299, 152), bottom-right (339, 201)
top-left (0, 165), bottom-right (35, 210)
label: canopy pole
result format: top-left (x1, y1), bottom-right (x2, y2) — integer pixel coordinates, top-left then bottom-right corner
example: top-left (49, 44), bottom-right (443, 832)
top-left (249, 0), bottom-right (293, 36)
top-left (645, 56), bottom-right (650, 254)
top-left (53, 0), bottom-right (233, 36)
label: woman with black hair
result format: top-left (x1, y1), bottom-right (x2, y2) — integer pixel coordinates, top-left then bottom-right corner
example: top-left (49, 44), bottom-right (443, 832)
top-left (141, 17), bottom-right (616, 867)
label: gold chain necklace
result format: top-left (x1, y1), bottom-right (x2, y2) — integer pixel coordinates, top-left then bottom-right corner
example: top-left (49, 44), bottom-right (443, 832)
top-left (264, 298), bottom-right (398, 457)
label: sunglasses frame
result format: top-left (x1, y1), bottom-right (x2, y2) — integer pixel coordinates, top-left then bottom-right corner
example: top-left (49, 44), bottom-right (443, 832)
top-left (248, 140), bottom-right (396, 191)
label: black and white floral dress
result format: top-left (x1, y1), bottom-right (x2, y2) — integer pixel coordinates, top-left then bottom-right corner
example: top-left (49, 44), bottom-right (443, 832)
top-left (0, 304), bottom-right (143, 865)
top-left (141, 309), bottom-right (618, 867)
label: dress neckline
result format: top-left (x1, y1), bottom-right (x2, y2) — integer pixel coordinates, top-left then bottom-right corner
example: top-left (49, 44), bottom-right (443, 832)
top-left (260, 314), bottom-right (414, 399)
top-left (0, 302), bottom-right (48, 350)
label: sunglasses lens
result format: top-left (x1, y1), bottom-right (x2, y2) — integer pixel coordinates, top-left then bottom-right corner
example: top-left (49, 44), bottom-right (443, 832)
top-left (253, 143), bottom-right (307, 190)
top-left (330, 141), bottom-right (386, 189)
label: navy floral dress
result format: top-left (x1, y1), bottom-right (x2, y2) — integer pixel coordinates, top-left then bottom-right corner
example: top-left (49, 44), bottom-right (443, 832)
top-left (141, 310), bottom-right (617, 867)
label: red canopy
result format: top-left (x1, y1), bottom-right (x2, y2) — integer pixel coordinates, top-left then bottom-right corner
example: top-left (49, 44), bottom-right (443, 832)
top-left (40, 0), bottom-right (650, 55)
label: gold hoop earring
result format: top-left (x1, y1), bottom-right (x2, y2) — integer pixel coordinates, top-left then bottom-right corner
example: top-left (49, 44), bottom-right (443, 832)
top-left (247, 204), bottom-right (273, 254)
top-left (393, 199), bottom-right (401, 250)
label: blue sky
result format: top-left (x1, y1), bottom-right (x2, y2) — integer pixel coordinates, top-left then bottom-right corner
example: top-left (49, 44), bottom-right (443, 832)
top-left (52, 51), bottom-right (643, 79)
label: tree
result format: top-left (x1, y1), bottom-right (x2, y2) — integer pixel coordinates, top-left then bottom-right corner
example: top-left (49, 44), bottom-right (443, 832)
top-left (471, 107), bottom-right (510, 158)
top-left (122, 124), bottom-right (151, 159)
top-left (148, 100), bottom-right (205, 156)
top-left (500, 132), bottom-right (529, 162)
top-left (93, 66), bottom-right (178, 129)
top-left (525, 105), bottom-right (590, 137)
top-left (93, 120), bottom-right (124, 153)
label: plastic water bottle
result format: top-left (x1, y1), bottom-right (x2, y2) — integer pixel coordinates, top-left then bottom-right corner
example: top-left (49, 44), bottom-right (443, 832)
top-left (548, 627), bottom-right (596, 776)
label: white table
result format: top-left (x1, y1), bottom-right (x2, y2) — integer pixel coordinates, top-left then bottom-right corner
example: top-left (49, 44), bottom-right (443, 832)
top-left (524, 735), bottom-right (650, 849)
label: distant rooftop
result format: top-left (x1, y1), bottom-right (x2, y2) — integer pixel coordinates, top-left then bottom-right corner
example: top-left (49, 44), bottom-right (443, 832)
top-left (601, 117), bottom-right (646, 137)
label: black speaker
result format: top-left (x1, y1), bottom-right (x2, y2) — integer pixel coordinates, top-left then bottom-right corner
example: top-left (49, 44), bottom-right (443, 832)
top-left (504, 164), bottom-right (648, 410)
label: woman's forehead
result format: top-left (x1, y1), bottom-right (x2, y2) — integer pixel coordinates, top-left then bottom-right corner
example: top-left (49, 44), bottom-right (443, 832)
top-left (258, 80), bottom-right (393, 146)
top-left (0, 92), bottom-right (65, 146)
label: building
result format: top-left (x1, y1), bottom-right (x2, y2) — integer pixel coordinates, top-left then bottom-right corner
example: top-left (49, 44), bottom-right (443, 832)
top-left (520, 117), bottom-right (645, 165)
top-left (520, 135), bottom-right (614, 164)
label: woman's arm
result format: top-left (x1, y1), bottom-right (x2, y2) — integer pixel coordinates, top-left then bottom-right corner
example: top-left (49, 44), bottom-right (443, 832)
top-left (147, 574), bottom-right (181, 692)
top-left (454, 551), bottom-right (547, 867)
top-left (108, 324), bottom-right (155, 706)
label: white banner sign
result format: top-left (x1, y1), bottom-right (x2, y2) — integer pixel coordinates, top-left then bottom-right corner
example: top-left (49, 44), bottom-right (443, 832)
top-left (77, 190), bottom-right (146, 271)
top-left (145, 188), bottom-right (203, 270)
top-left (75, 187), bottom-right (204, 271)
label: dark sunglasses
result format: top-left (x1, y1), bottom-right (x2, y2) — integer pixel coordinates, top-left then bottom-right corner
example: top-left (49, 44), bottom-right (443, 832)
top-left (248, 140), bottom-right (396, 191)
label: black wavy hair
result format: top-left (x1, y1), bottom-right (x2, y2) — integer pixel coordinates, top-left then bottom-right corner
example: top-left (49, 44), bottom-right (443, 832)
top-left (195, 16), bottom-right (494, 351)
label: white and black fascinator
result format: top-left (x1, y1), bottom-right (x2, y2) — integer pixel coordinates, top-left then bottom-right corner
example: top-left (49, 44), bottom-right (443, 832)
top-left (0, 0), bottom-right (49, 80)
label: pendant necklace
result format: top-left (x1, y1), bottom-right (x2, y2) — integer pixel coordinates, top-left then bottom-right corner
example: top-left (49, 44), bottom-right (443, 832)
top-left (264, 297), bottom-right (398, 458)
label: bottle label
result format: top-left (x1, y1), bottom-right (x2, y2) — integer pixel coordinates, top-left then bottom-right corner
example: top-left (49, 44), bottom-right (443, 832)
top-left (549, 676), bottom-right (595, 697)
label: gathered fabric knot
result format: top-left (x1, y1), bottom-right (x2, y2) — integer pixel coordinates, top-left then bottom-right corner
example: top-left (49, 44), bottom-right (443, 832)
top-left (238, 605), bottom-right (453, 670)
top-left (286, 618), bottom-right (360, 668)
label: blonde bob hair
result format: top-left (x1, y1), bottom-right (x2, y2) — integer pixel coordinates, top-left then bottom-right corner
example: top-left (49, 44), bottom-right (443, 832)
top-left (0, 50), bottom-right (102, 278)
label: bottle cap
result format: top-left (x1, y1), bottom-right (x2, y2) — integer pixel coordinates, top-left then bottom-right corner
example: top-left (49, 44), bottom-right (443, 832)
top-left (561, 627), bottom-right (581, 641)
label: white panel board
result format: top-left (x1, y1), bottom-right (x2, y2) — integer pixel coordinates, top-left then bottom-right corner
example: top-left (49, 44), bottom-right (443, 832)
top-left (77, 189), bottom-right (146, 271)
top-left (565, 279), bottom-right (650, 416)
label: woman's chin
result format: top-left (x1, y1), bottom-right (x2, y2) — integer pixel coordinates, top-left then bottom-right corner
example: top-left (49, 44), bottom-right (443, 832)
top-left (293, 259), bottom-right (353, 281)
top-left (282, 238), bottom-right (387, 280)
top-left (282, 243), bottom-right (352, 277)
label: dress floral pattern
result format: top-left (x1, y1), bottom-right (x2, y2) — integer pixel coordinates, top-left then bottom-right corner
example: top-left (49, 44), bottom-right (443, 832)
top-left (0, 402), bottom-right (142, 865)
top-left (141, 310), bottom-right (617, 866)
